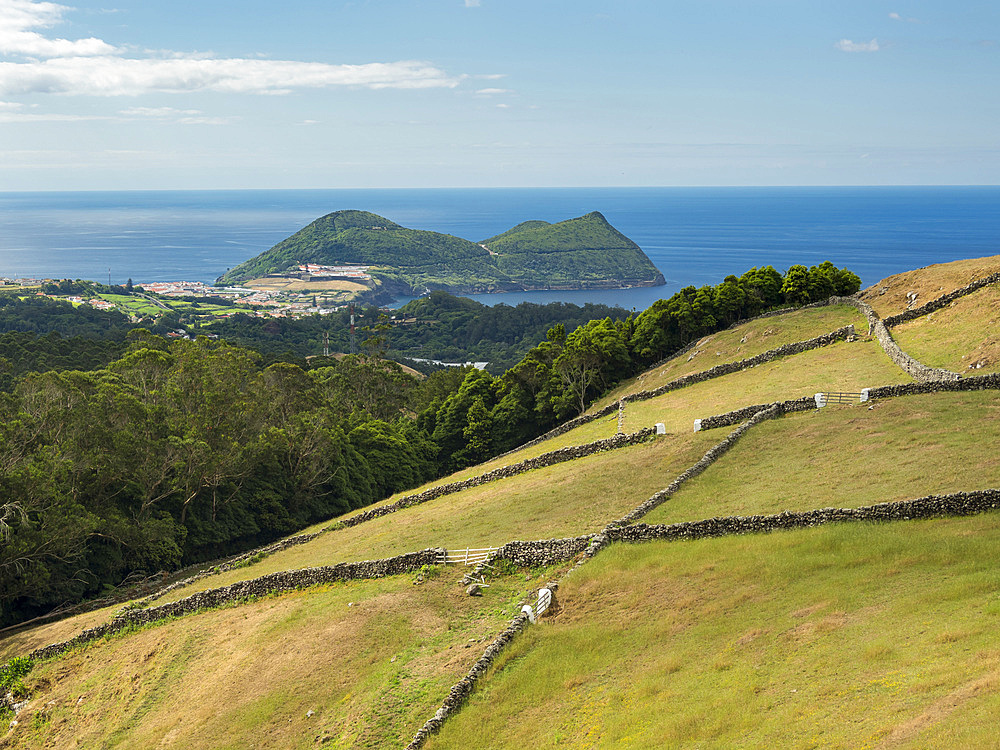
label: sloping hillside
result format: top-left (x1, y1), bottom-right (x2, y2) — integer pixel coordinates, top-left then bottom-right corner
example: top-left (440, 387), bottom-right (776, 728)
top-left (4, 256), bottom-right (1000, 749)
top-left (221, 209), bottom-right (664, 294)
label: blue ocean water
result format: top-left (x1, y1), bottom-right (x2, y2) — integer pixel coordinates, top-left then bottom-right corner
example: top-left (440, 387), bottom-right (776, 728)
top-left (1, 187), bottom-right (998, 312)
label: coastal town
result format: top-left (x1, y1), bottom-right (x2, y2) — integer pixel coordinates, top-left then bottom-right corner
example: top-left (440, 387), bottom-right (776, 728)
top-left (0, 263), bottom-right (375, 322)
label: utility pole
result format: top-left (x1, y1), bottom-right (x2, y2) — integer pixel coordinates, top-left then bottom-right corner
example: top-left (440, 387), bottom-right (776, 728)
top-left (349, 303), bottom-right (357, 355)
top-left (323, 330), bottom-right (329, 358)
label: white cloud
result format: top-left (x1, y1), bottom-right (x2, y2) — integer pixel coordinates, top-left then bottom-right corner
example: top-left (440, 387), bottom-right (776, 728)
top-left (0, 56), bottom-right (462, 97)
top-left (0, 0), bottom-right (463, 99)
top-left (0, 99), bottom-right (22, 109)
top-left (835, 38), bottom-right (880, 53)
top-left (0, 110), bottom-right (112, 122)
top-left (475, 87), bottom-right (511, 95)
top-left (889, 12), bottom-right (920, 22)
top-left (120, 106), bottom-right (202, 117)
top-left (465, 0), bottom-right (481, 6)
top-left (496, 103), bottom-right (509, 108)
top-left (0, 0), bottom-right (118, 57)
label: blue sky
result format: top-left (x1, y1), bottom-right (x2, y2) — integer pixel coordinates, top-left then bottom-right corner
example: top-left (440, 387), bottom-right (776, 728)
top-left (0, 0), bottom-right (997, 190)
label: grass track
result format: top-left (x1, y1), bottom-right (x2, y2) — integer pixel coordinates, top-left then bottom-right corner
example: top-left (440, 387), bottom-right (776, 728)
top-left (427, 514), bottom-right (1000, 749)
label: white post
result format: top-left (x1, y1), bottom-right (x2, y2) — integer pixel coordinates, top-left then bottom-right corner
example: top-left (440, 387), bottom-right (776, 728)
top-left (656, 422), bottom-right (666, 435)
top-left (522, 604), bottom-right (536, 624)
top-left (693, 419), bottom-right (702, 432)
top-left (814, 392), bottom-right (826, 408)
top-left (860, 388), bottom-right (870, 403)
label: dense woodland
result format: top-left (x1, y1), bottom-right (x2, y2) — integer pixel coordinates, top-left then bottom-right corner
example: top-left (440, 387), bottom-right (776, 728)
top-left (0, 261), bottom-right (859, 627)
top-left (207, 293), bottom-right (632, 372)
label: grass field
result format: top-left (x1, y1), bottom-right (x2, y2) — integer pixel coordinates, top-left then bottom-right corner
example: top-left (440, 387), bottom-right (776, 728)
top-left (427, 513), bottom-right (1000, 749)
top-left (891, 285), bottom-right (1000, 374)
top-left (596, 304), bottom-right (866, 407)
top-left (7, 257), bottom-right (1000, 749)
top-left (151, 433), bottom-right (718, 605)
top-left (859, 254), bottom-right (1000, 319)
top-left (13, 569), bottom-right (553, 750)
top-left (618, 338), bottom-right (909, 435)
top-left (0, 606), bottom-right (120, 663)
top-left (643, 390), bottom-right (1000, 525)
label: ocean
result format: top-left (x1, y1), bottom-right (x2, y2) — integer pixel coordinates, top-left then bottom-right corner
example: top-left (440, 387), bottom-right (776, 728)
top-left (1, 187), bottom-right (998, 312)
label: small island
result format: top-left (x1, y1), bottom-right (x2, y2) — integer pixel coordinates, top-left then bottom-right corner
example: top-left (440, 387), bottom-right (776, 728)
top-left (220, 209), bottom-right (665, 302)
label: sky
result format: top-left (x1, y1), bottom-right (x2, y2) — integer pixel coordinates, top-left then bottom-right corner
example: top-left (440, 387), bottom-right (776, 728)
top-left (0, 0), bottom-right (997, 190)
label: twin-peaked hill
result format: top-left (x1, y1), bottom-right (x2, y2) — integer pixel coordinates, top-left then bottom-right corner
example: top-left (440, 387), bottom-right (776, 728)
top-left (5, 255), bottom-right (1000, 749)
top-left (220, 209), bottom-right (665, 295)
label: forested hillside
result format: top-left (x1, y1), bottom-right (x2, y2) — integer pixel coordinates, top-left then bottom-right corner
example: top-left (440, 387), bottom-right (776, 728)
top-left (0, 260), bottom-right (858, 629)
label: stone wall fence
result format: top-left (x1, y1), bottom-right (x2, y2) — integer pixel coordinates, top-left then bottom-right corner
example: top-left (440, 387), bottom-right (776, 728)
top-left (881, 272), bottom-right (1000, 327)
top-left (826, 295), bottom-right (961, 382)
top-left (607, 489), bottom-right (1000, 545)
top-left (611, 403), bottom-right (783, 527)
top-left (28, 549), bottom-right (442, 663)
top-left (614, 326), bottom-right (856, 408)
top-left (341, 428), bottom-right (656, 529)
top-left (405, 612), bottom-right (532, 750)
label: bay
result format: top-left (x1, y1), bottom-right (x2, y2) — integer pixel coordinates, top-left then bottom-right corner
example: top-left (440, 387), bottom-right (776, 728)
top-left (1, 186), bottom-right (997, 312)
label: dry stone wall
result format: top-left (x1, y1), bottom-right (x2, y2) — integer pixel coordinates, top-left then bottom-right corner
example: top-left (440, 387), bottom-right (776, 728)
top-left (618, 326), bottom-right (855, 407)
top-left (28, 549), bottom-right (441, 663)
top-left (882, 272), bottom-right (1000, 327)
top-left (695, 396), bottom-right (815, 432)
top-left (826, 295), bottom-right (961, 382)
top-left (612, 403), bottom-right (783, 526)
top-left (137, 530), bottom-right (326, 606)
top-left (405, 612), bottom-right (532, 750)
top-left (342, 428), bottom-right (655, 528)
top-left (461, 535), bottom-right (595, 584)
top-left (867, 372), bottom-right (1000, 400)
top-left (607, 489), bottom-right (1000, 544)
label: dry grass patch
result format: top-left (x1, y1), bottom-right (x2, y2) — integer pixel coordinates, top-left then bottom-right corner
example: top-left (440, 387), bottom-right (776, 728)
top-left (620, 338), bottom-right (908, 435)
top-left (891, 284), bottom-right (1000, 374)
top-left (595, 305), bottom-right (866, 408)
top-left (6, 570), bottom-right (546, 750)
top-left (427, 514), bottom-right (1000, 749)
top-left (859, 254), bottom-right (1000, 319)
top-left (0, 606), bottom-right (120, 662)
top-left (243, 277), bottom-right (370, 293)
top-left (643, 390), bottom-right (1000, 525)
top-left (151, 433), bottom-right (717, 604)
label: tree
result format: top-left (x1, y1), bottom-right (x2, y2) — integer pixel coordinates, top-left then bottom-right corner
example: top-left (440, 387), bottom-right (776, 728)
top-left (781, 265), bottom-right (812, 305)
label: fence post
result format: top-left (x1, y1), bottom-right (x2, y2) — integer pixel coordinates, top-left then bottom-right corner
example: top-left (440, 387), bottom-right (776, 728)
top-left (814, 392), bottom-right (826, 408)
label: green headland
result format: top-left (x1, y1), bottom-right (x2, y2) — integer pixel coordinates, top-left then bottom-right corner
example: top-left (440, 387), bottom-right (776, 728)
top-left (220, 209), bottom-right (665, 297)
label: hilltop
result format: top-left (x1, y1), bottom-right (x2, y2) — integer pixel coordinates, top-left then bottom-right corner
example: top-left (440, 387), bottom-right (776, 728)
top-left (3, 255), bottom-right (1000, 748)
top-left (220, 209), bottom-right (664, 296)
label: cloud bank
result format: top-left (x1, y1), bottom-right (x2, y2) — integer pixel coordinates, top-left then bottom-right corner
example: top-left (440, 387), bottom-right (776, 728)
top-left (0, 0), bottom-right (462, 97)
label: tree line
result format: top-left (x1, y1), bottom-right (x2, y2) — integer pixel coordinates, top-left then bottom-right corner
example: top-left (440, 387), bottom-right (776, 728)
top-left (0, 261), bottom-right (858, 627)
